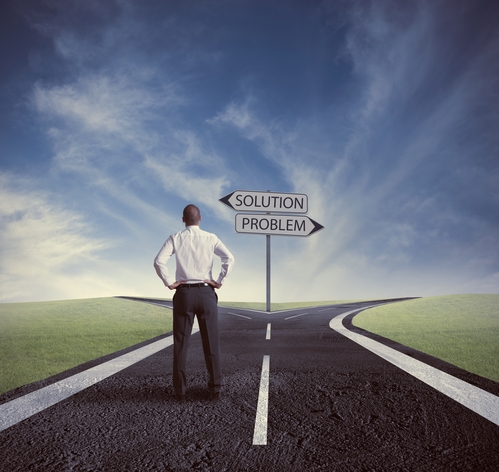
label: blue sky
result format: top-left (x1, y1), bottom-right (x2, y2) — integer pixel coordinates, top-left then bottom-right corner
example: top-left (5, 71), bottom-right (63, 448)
top-left (1, 0), bottom-right (498, 303)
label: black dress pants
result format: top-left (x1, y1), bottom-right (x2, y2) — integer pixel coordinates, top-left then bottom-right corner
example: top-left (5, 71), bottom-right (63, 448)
top-left (172, 284), bottom-right (221, 396)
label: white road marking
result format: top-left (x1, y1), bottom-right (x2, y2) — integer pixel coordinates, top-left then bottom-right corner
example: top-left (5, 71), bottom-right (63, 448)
top-left (145, 302), bottom-right (173, 309)
top-left (284, 312), bottom-right (308, 320)
top-left (266, 323), bottom-right (271, 340)
top-left (0, 320), bottom-right (200, 433)
top-left (330, 308), bottom-right (499, 427)
top-left (120, 298), bottom-right (173, 310)
top-left (227, 312), bottom-right (252, 319)
top-left (224, 308), bottom-right (295, 314)
top-left (253, 355), bottom-right (270, 445)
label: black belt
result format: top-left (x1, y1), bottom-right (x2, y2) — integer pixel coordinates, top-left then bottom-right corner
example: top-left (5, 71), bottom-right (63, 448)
top-left (179, 283), bottom-right (209, 288)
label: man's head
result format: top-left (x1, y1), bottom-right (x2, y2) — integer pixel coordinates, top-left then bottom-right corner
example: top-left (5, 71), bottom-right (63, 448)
top-left (182, 204), bottom-right (202, 226)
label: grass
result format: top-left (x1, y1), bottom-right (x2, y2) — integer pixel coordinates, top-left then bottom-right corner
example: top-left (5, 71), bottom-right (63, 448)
top-left (0, 297), bottom-right (172, 395)
top-left (0, 297), bottom-right (359, 395)
top-left (353, 294), bottom-right (499, 383)
top-left (2, 294), bottom-right (498, 396)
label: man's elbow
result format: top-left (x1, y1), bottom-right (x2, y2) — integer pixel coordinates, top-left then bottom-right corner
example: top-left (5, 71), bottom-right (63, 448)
top-left (224, 255), bottom-right (235, 267)
top-left (153, 255), bottom-right (163, 268)
top-left (153, 259), bottom-right (164, 274)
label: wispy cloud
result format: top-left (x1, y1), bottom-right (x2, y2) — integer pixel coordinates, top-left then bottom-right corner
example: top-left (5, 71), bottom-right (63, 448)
top-left (0, 173), bottom-right (108, 301)
top-left (2, 0), bottom-right (497, 302)
top-left (206, 0), bottom-right (499, 300)
top-left (41, 81), bottom-right (176, 146)
top-left (33, 64), bottom-right (231, 212)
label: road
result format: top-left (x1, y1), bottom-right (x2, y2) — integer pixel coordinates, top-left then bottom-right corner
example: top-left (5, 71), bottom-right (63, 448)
top-left (1, 299), bottom-right (499, 471)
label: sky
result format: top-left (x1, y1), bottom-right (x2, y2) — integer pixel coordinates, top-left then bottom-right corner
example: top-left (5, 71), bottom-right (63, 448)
top-left (1, 0), bottom-right (498, 304)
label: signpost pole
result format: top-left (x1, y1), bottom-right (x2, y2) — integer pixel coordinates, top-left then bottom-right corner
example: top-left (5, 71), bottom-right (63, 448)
top-left (266, 190), bottom-right (271, 313)
top-left (220, 189), bottom-right (323, 315)
top-left (266, 234), bottom-right (271, 313)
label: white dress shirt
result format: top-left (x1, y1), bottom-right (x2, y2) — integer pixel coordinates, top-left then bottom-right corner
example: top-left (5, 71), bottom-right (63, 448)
top-left (154, 225), bottom-right (235, 287)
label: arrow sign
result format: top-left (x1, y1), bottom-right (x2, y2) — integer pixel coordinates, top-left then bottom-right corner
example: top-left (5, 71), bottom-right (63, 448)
top-left (235, 213), bottom-right (324, 237)
top-left (220, 190), bottom-right (308, 214)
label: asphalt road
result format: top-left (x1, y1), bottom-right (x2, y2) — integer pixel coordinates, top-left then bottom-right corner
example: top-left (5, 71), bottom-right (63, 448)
top-left (1, 299), bottom-right (499, 471)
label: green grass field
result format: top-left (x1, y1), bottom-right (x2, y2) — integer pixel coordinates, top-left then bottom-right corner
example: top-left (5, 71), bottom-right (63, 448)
top-left (0, 297), bottom-right (358, 395)
top-left (0, 297), bottom-right (173, 395)
top-left (1, 294), bottom-right (498, 396)
top-left (353, 294), bottom-right (499, 383)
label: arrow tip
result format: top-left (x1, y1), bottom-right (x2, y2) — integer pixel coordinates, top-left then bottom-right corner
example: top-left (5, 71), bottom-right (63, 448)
top-left (219, 192), bottom-right (234, 209)
top-left (309, 218), bottom-right (324, 235)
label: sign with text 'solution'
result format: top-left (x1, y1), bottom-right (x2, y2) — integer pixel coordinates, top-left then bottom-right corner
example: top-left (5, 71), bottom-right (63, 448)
top-left (220, 190), bottom-right (308, 214)
top-left (235, 213), bottom-right (323, 237)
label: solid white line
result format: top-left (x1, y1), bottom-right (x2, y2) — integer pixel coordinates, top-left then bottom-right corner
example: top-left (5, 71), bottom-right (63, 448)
top-left (253, 355), bottom-right (270, 446)
top-left (0, 320), bottom-right (199, 433)
top-left (227, 312), bottom-right (252, 320)
top-left (266, 323), bottom-right (271, 340)
top-left (329, 308), bottom-right (499, 427)
top-left (284, 312), bottom-right (308, 320)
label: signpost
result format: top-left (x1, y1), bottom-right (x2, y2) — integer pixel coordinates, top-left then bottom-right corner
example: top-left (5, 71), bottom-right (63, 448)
top-left (220, 190), bottom-right (323, 312)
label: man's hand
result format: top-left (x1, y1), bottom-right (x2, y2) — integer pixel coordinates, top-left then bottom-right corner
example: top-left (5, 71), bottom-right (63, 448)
top-left (204, 279), bottom-right (222, 289)
top-left (167, 281), bottom-right (184, 290)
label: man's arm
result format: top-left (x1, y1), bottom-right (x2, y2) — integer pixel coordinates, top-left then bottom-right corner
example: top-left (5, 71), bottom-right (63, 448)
top-left (153, 237), bottom-right (176, 289)
top-left (213, 239), bottom-right (235, 287)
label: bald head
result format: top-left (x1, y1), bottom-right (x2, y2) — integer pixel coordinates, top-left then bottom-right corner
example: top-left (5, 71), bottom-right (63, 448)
top-left (182, 204), bottom-right (201, 226)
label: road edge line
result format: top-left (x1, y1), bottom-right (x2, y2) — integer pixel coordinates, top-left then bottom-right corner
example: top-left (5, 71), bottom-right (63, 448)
top-left (329, 307), bottom-right (499, 427)
top-left (0, 321), bottom-right (200, 432)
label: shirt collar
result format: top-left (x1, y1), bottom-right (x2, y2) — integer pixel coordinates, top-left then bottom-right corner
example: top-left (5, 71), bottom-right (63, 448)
top-left (185, 225), bottom-right (200, 231)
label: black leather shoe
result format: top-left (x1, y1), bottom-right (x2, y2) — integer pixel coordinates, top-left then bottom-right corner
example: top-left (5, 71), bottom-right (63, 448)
top-left (210, 392), bottom-right (220, 401)
top-left (175, 394), bottom-right (185, 402)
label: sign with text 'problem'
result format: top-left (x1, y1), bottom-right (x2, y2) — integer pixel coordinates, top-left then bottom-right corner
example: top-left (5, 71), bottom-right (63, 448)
top-left (235, 213), bottom-right (323, 237)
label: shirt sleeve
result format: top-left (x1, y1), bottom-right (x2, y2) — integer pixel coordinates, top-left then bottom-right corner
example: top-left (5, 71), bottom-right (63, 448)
top-left (214, 239), bottom-right (235, 285)
top-left (153, 236), bottom-right (175, 287)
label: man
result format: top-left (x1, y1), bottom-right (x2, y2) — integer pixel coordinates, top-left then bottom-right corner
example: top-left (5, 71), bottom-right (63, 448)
top-left (154, 204), bottom-right (235, 402)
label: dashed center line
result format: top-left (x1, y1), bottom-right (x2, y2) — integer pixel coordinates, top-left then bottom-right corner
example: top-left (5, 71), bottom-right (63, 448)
top-left (284, 312), bottom-right (308, 320)
top-left (253, 355), bottom-right (270, 446)
top-left (266, 323), bottom-right (271, 340)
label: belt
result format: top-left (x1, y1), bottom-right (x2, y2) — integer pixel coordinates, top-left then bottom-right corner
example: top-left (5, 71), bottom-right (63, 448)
top-left (179, 283), bottom-right (209, 288)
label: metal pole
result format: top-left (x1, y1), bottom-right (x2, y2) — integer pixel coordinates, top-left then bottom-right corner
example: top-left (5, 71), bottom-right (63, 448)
top-left (266, 234), bottom-right (271, 312)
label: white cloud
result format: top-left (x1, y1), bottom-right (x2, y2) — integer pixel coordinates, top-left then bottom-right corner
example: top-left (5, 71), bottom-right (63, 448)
top-left (144, 156), bottom-right (230, 220)
top-left (0, 174), bottom-right (109, 302)
top-left (33, 73), bottom-right (181, 153)
top-left (33, 66), bottom-right (232, 214)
